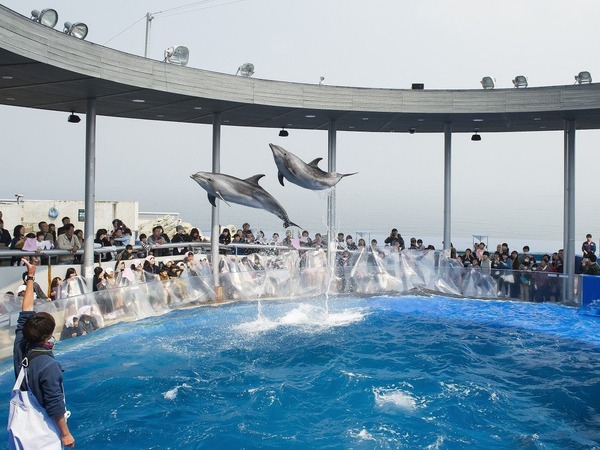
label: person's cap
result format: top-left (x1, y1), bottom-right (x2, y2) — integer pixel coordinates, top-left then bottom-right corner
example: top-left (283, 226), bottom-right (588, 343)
top-left (164, 259), bottom-right (173, 264)
top-left (177, 262), bottom-right (186, 268)
top-left (104, 267), bottom-right (114, 275)
top-left (17, 285), bottom-right (27, 294)
top-left (176, 225), bottom-right (185, 232)
top-left (185, 251), bottom-right (194, 257)
top-left (145, 255), bottom-right (154, 261)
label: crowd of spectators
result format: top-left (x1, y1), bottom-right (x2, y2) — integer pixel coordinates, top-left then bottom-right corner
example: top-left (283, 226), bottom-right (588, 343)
top-left (3, 209), bottom-right (600, 289)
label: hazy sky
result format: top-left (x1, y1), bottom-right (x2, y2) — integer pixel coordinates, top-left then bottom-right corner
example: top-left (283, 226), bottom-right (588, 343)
top-left (2, 0), bottom-right (600, 251)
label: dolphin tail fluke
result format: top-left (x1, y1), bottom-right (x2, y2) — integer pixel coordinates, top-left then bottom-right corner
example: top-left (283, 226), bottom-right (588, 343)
top-left (284, 220), bottom-right (301, 229)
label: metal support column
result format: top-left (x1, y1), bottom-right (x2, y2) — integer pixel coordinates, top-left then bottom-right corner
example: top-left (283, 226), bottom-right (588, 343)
top-left (210, 113), bottom-right (222, 294)
top-left (443, 123), bottom-right (452, 253)
top-left (327, 120), bottom-right (337, 268)
top-left (144, 12), bottom-right (153, 58)
top-left (82, 99), bottom-right (97, 286)
top-left (564, 120), bottom-right (576, 302)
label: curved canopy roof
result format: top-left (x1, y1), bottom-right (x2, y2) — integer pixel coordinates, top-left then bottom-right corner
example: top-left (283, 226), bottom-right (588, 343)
top-left (1, 4), bottom-right (600, 134)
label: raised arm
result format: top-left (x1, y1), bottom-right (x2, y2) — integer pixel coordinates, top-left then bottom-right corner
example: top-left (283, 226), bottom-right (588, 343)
top-left (20, 258), bottom-right (36, 312)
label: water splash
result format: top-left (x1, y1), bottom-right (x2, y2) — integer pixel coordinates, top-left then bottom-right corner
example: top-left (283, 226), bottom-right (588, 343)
top-left (234, 303), bottom-right (366, 333)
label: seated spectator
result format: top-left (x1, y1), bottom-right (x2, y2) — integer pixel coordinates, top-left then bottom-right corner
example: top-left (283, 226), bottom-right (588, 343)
top-left (269, 232), bottom-right (280, 245)
top-left (312, 233), bottom-right (325, 249)
top-left (231, 234), bottom-right (244, 255)
top-left (77, 306), bottom-right (100, 333)
top-left (143, 255), bottom-right (160, 275)
top-left (112, 226), bottom-right (131, 247)
top-left (409, 238), bottom-right (418, 249)
top-left (135, 233), bottom-right (150, 258)
top-left (190, 227), bottom-right (203, 243)
top-left (9, 224), bottom-right (25, 266)
top-left (0, 218), bottom-right (11, 248)
top-left (255, 231), bottom-right (266, 244)
top-left (171, 225), bottom-right (191, 256)
top-left (219, 228), bottom-right (232, 245)
top-left (60, 316), bottom-right (85, 340)
top-left (58, 267), bottom-right (87, 299)
top-left (94, 228), bottom-right (114, 262)
top-left (147, 226), bottom-right (170, 257)
top-left (336, 232), bottom-right (346, 250)
top-left (17, 271), bottom-right (48, 301)
top-left (346, 235), bottom-right (358, 251)
top-left (56, 224), bottom-right (81, 264)
top-left (299, 231), bottom-right (312, 247)
top-left (244, 232), bottom-right (259, 255)
top-left (582, 254), bottom-right (600, 275)
top-left (416, 239), bottom-right (424, 250)
top-left (358, 238), bottom-right (367, 248)
top-left (49, 276), bottom-right (62, 301)
top-left (241, 222), bottom-right (252, 238)
top-left (116, 244), bottom-right (135, 266)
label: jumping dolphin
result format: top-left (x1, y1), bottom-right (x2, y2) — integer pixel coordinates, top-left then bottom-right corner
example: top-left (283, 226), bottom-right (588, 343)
top-left (269, 143), bottom-right (357, 190)
top-left (190, 171), bottom-right (300, 229)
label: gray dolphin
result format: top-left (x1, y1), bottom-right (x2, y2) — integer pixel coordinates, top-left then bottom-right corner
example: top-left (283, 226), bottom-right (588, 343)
top-left (190, 171), bottom-right (300, 229)
top-left (269, 143), bottom-right (357, 190)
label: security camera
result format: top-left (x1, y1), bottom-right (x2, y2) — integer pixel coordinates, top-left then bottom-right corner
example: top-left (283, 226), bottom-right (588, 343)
top-left (408, 128), bottom-right (416, 134)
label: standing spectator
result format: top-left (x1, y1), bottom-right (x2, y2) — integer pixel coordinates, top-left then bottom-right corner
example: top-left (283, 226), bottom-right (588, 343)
top-left (12, 258), bottom-right (75, 448)
top-left (582, 233), bottom-right (596, 256)
top-left (384, 228), bottom-right (405, 249)
top-left (56, 217), bottom-right (71, 236)
top-left (190, 228), bottom-right (203, 243)
top-left (56, 224), bottom-right (81, 264)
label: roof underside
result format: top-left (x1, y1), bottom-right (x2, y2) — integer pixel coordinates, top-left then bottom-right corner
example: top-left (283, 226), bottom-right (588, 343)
top-left (2, 5), bottom-right (600, 134)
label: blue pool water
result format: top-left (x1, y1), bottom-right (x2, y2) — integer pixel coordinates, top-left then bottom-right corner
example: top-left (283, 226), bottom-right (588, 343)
top-left (1, 295), bottom-right (600, 449)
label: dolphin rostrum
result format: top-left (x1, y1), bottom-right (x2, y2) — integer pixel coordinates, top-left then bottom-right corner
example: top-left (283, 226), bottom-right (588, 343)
top-left (269, 143), bottom-right (357, 190)
top-left (190, 171), bottom-right (300, 229)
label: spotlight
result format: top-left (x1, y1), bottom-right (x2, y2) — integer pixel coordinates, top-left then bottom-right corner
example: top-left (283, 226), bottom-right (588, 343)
top-left (68, 112), bottom-right (81, 123)
top-left (471, 131), bottom-right (481, 141)
top-left (575, 71), bottom-right (592, 84)
top-left (408, 128), bottom-right (416, 134)
top-left (63, 21), bottom-right (88, 40)
top-left (31, 9), bottom-right (58, 28)
top-left (480, 76), bottom-right (495, 89)
top-left (279, 128), bottom-right (289, 137)
top-left (512, 75), bottom-right (528, 88)
top-left (236, 63), bottom-right (255, 77)
top-left (164, 46), bottom-right (189, 66)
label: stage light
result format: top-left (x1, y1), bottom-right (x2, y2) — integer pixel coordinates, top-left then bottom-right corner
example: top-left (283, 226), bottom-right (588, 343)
top-left (279, 128), bottom-right (289, 137)
top-left (67, 112), bottom-right (81, 123)
top-left (236, 63), bottom-right (254, 77)
top-left (512, 75), bottom-right (528, 88)
top-left (575, 71), bottom-right (592, 84)
top-left (471, 131), bottom-right (481, 141)
top-left (481, 76), bottom-right (495, 89)
top-left (164, 46), bottom-right (189, 66)
top-left (63, 21), bottom-right (88, 39)
top-left (31, 9), bottom-right (58, 28)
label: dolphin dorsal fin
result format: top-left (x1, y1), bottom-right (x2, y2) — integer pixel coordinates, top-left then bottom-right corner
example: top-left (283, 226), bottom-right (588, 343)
top-left (245, 174), bottom-right (266, 185)
top-left (308, 158), bottom-right (323, 168)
